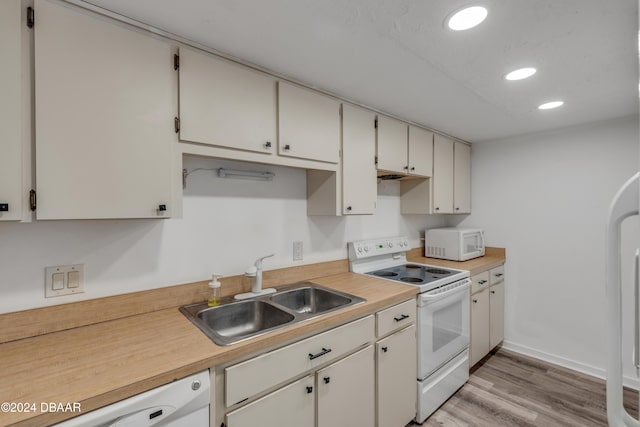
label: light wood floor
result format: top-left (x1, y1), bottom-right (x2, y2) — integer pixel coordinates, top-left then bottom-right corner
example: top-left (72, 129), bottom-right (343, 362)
top-left (413, 348), bottom-right (638, 427)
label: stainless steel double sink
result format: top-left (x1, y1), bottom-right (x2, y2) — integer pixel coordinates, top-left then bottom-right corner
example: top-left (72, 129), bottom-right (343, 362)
top-left (180, 282), bottom-right (366, 346)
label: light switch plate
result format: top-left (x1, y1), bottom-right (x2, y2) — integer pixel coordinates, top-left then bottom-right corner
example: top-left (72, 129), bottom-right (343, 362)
top-left (45, 264), bottom-right (85, 298)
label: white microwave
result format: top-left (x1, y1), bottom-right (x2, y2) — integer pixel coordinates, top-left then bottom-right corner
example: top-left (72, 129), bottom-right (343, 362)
top-left (425, 228), bottom-right (485, 261)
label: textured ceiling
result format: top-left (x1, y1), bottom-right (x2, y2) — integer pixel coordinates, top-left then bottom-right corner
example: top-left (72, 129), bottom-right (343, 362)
top-left (84, 0), bottom-right (638, 142)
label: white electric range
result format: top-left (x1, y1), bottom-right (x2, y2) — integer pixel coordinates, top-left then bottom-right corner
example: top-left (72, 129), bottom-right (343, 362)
top-left (348, 236), bottom-right (471, 423)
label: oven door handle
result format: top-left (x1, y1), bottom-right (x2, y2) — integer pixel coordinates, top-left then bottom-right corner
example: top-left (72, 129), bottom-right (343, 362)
top-left (418, 279), bottom-right (470, 305)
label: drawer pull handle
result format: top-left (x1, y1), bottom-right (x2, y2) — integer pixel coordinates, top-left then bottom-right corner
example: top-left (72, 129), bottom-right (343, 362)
top-left (478, 280), bottom-right (487, 285)
top-left (306, 386), bottom-right (313, 394)
top-left (394, 314), bottom-right (410, 322)
top-left (494, 273), bottom-right (504, 277)
top-left (382, 346), bottom-right (388, 353)
top-left (309, 347), bottom-right (332, 360)
top-left (323, 376), bottom-right (330, 384)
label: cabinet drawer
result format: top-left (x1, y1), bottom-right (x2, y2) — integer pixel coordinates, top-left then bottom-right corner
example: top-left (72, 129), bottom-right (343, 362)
top-left (490, 265), bottom-right (505, 285)
top-left (471, 271), bottom-right (490, 294)
top-left (226, 315), bottom-right (375, 406)
top-left (376, 299), bottom-right (415, 338)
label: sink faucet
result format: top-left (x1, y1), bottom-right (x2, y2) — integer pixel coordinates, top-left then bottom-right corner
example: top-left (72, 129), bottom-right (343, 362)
top-left (250, 254), bottom-right (274, 294)
top-left (234, 254), bottom-right (276, 300)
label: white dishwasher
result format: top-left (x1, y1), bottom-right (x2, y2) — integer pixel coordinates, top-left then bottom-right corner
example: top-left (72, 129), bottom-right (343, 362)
top-left (54, 370), bottom-right (210, 427)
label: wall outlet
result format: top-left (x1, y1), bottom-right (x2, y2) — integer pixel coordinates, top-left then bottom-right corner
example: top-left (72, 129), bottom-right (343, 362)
top-left (45, 264), bottom-right (85, 298)
top-left (293, 241), bottom-right (303, 261)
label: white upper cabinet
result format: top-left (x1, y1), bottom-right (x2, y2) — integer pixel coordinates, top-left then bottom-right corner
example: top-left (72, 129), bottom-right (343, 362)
top-left (408, 125), bottom-right (434, 177)
top-left (34, 0), bottom-right (175, 219)
top-left (341, 104), bottom-right (376, 215)
top-left (432, 134), bottom-right (454, 213)
top-left (376, 115), bottom-right (408, 174)
top-left (178, 47), bottom-right (277, 155)
top-left (278, 81), bottom-right (340, 164)
top-left (0, 0), bottom-right (29, 221)
top-left (453, 141), bottom-right (471, 213)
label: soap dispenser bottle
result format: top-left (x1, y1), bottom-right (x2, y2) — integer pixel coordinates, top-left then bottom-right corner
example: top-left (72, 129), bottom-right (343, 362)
top-left (208, 274), bottom-right (222, 307)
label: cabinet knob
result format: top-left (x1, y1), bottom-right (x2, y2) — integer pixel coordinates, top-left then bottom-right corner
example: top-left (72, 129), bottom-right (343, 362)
top-left (472, 299), bottom-right (478, 303)
top-left (456, 207), bottom-right (460, 211)
top-left (306, 386), bottom-right (313, 394)
top-left (410, 167), bottom-right (415, 171)
top-left (435, 207), bottom-right (440, 211)
top-left (264, 141), bottom-right (272, 148)
top-left (490, 290), bottom-right (496, 294)
top-left (323, 376), bottom-right (330, 384)
top-left (157, 204), bottom-right (167, 212)
top-left (0, 203), bottom-right (8, 212)
top-left (346, 206), bottom-right (352, 211)
top-left (381, 346), bottom-right (388, 353)
top-left (403, 165), bottom-right (408, 170)
top-left (284, 144), bottom-right (291, 151)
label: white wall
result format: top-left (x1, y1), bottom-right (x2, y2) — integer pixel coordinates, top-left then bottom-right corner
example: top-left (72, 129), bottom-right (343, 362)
top-left (0, 155), bottom-right (446, 314)
top-left (451, 115), bottom-right (640, 384)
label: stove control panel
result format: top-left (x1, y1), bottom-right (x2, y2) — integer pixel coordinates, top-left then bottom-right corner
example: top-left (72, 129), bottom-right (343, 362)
top-left (348, 236), bottom-right (410, 260)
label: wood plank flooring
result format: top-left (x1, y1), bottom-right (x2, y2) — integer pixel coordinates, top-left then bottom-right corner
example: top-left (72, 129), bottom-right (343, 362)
top-left (413, 348), bottom-right (638, 427)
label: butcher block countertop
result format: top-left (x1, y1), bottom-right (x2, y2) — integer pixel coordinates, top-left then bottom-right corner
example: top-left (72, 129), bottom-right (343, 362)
top-left (0, 272), bottom-right (417, 427)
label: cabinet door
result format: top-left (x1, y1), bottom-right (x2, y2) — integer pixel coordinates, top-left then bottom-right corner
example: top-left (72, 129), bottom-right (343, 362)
top-left (178, 47), bottom-right (276, 155)
top-left (432, 134), bottom-right (454, 213)
top-left (376, 116), bottom-right (408, 174)
top-left (470, 289), bottom-right (490, 367)
top-left (278, 81), bottom-right (340, 163)
top-left (317, 346), bottom-right (374, 427)
top-left (377, 325), bottom-right (417, 427)
top-left (453, 141), bottom-right (471, 213)
top-left (226, 375), bottom-right (314, 427)
top-left (342, 104), bottom-right (376, 214)
top-left (0, 0), bottom-right (25, 221)
top-left (34, 0), bottom-right (174, 219)
top-left (489, 282), bottom-right (505, 349)
top-left (408, 126), bottom-right (433, 177)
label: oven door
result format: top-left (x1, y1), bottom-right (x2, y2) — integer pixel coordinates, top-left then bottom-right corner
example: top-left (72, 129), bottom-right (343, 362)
top-left (417, 280), bottom-right (470, 379)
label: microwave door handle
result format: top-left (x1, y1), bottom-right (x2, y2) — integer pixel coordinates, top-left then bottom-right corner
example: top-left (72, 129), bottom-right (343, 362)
top-left (478, 231), bottom-right (485, 251)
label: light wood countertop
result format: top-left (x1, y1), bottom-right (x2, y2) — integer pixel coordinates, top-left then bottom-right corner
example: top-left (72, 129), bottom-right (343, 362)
top-left (0, 273), bottom-right (417, 427)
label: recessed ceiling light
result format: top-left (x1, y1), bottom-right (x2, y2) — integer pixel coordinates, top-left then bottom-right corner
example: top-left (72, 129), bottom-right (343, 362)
top-left (447, 6), bottom-right (488, 31)
top-left (538, 101), bottom-right (564, 110)
top-left (505, 67), bottom-right (537, 81)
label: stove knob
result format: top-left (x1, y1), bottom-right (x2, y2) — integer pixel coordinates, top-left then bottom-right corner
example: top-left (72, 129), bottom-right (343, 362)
top-left (403, 240), bottom-right (409, 247)
top-left (357, 246), bottom-right (363, 253)
top-left (387, 242), bottom-right (393, 248)
top-left (364, 246), bottom-right (369, 252)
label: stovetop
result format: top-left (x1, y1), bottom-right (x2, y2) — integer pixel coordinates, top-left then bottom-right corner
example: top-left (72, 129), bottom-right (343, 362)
top-left (348, 236), bottom-right (470, 292)
top-left (366, 264), bottom-right (457, 285)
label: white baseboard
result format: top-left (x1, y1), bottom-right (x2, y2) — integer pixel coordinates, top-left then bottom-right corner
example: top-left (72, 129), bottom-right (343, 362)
top-left (501, 340), bottom-right (640, 390)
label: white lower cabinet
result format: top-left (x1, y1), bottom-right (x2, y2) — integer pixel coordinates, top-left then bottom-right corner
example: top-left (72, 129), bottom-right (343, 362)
top-left (317, 346), bottom-right (375, 427)
top-left (470, 265), bottom-right (505, 367)
top-left (226, 375), bottom-right (314, 427)
top-left (377, 324), bottom-right (417, 427)
top-left (216, 299), bottom-right (418, 427)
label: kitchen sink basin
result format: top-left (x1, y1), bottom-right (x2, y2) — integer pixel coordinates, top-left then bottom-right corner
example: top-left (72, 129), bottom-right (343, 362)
top-left (269, 286), bottom-right (353, 314)
top-left (197, 300), bottom-right (294, 341)
top-left (180, 282), bottom-right (365, 346)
